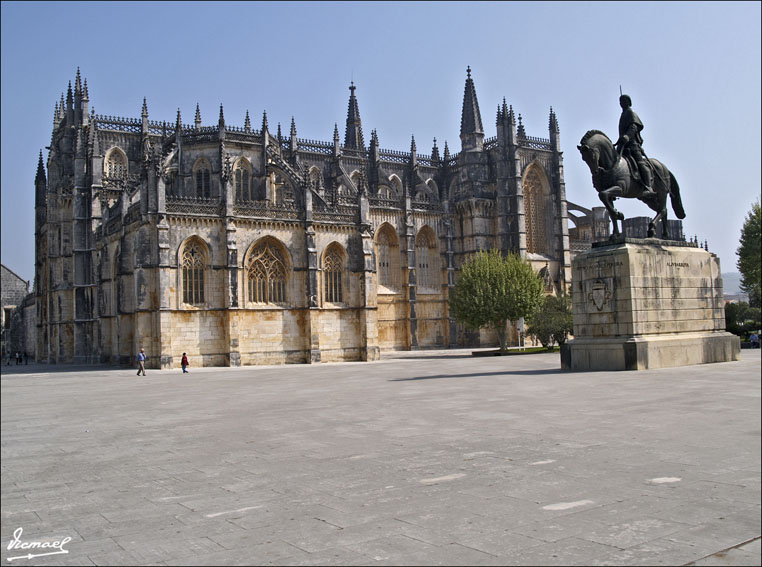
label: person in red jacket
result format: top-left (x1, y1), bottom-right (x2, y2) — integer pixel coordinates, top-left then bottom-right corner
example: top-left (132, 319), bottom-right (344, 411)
top-left (181, 352), bottom-right (189, 373)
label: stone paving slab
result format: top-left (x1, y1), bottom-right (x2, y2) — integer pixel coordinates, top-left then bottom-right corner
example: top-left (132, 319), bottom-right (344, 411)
top-left (1, 350), bottom-right (760, 566)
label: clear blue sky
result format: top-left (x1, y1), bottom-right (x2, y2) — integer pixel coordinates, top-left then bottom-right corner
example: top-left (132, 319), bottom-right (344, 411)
top-left (2, 1), bottom-right (760, 285)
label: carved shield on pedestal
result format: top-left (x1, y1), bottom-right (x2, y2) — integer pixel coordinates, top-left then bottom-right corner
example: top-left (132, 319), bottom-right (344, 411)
top-left (588, 279), bottom-right (612, 311)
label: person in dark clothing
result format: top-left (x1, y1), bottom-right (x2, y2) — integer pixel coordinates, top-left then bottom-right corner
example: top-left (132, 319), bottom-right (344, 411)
top-left (615, 94), bottom-right (655, 198)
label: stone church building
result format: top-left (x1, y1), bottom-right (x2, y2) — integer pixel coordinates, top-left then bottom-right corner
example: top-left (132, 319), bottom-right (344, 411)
top-left (35, 68), bottom-right (571, 368)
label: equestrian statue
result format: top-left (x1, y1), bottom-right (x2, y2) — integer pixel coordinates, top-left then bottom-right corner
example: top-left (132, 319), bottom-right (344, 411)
top-left (577, 94), bottom-right (685, 239)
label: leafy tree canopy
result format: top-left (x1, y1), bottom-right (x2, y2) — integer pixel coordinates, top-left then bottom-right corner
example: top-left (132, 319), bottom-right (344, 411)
top-left (449, 250), bottom-right (545, 350)
top-left (737, 200), bottom-right (761, 308)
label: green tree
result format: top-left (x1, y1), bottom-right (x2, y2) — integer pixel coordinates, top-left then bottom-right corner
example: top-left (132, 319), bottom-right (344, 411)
top-left (449, 250), bottom-right (545, 351)
top-left (528, 293), bottom-right (574, 350)
top-left (725, 301), bottom-right (762, 339)
top-left (737, 200), bottom-right (761, 308)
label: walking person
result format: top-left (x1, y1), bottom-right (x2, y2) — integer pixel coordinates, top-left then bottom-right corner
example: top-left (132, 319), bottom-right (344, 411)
top-left (15, 351), bottom-right (21, 365)
top-left (181, 352), bottom-right (189, 373)
top-left (136, 348), bottom-right (147, 376)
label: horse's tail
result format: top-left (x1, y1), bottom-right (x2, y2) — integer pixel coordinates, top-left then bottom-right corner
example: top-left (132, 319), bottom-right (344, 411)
top-left (669, 171), bottom-right (686, 219)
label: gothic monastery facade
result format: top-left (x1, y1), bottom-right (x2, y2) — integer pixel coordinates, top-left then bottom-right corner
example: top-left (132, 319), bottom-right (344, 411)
top-left (35, 68), bottom-right (571, 368)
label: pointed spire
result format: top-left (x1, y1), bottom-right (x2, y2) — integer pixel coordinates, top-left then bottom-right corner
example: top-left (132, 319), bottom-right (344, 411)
top-left (244, 110), bottom-right (251, 133)
top-left (75, 68), bottom-right (82, 96)
top-left (194, 103), bottom-right (201, 129)
top-left (502, 97), bottom-right (509, 117)
top-left (289, 117), bottom-right (297, 153)
top-left (261, 110), bottom-right (269, 133)
top-left (83, 79), bottom-right (89, 100)
top-left (460, 66), bottom-right (484, 135)
top-left (548, 106), bottom-right (559, 133)
top-left (219, 103), bottom-right (225, 125)
top-left (496, 104), bottom-right (502, 126)
top-left (35, 150), bottom-right (47, 209)
top-left (66, 81), bottom-right (73, 108)
top-left (344, 81), bottom-right (365, 150)
top-left (460, 66), bottom-right (484, 150)
top-left (508, 104), bottom-right (516, 124)
top-left (175, 107), bottom-right (182, 130)
top-left (277, 122), bottom-right (282, 142)
top-left (142, 97), bottom-right (149, 119)
top-left (443, 140), bottom-right (450, 161)
top-left (431, 138), bottom-right (440, 163)
top-left (517, 114), bottom-right (526, 138)
top-left (410, 135), bottom-right (417, 154)
top-left (333, 123), bottom-right (340, 157)
top-left (369, 129), bottom-right (379, 162)
top-left (53, 102), bottom-right (60, 126)
top-left (36, 150), bottom-right (46, 185)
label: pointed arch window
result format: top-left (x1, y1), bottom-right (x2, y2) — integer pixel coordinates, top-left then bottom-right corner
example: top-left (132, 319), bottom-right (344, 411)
top-left (376, 226), bottom-right (400, 290)
top-left (181, 241), bottom-right (206, 305)
top-left (193, 159), bottom-right (211, 199)
top-left (105, 149), bottom-right (127, 180)
top-left (416, 228), bottom-right (438, 291)
top-left (235, 160), bottom-right (252, 202)
top-left (523, 166), bottom-right (551, 256)
top-left (247, 239), bottom-right (288, 304)
top-left (308, 167), bottom-right (323, 193)
top-left (323, 244), bottom-right (345, 304)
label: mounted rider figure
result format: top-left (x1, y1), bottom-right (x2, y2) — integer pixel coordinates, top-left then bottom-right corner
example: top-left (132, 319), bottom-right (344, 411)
top-left (615, 94), bottom-right (656, 198)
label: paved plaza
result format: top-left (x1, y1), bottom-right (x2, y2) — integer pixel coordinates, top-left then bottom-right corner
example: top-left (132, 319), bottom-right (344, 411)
top-left (1, 349), bottom-right (760, 566)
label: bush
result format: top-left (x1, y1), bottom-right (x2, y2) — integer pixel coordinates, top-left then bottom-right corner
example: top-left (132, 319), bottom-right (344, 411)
top-left (528, 293), bottom-right (574, 350)
top-left (725, 301), bottom-right (762, 339)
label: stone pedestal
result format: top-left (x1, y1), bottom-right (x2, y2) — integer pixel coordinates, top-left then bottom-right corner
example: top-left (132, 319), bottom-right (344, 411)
top-left (561, 238), bottom-right (740, 371)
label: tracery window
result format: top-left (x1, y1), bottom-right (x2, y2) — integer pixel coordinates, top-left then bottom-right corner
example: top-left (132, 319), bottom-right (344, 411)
top-left (247, 239), bottom-right (288, 304)
top-left (308, 167), bottom-right (323, 193)
top-left (193, 159), bottom-right (211, 199)
top-left (323, 244), bottom-right (345, 304)
top-left (376, 225), bottom-right (400, 290)
top-left (181, 241), bottom-right (206, 305)
top-left (377, 185), bottom-right (393, 199)
top-left (389, 175), bottom-right (403, 196)
top-left (235, 160), bottom-right (252, 202)
top-left (523, 166), bottom-right (551, 256)
top-left (105, 149), bottom-right (127, 179)
top-left (416, 228), bottom-right (438, 290)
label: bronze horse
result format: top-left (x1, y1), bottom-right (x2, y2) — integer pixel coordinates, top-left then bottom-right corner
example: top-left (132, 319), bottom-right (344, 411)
top-left (577, 130), bottom-right (685, 238)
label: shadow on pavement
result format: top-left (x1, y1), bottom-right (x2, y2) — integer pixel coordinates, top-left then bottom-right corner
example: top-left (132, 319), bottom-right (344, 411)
top-left (0, 363), bottom-right (127, 376)
top-left (390, 368), bottom-right (563, 381)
